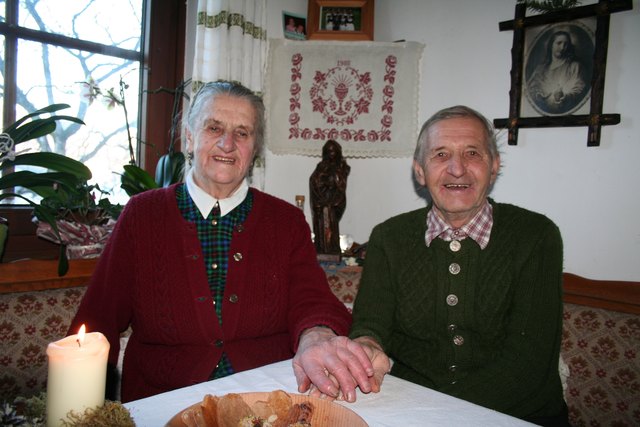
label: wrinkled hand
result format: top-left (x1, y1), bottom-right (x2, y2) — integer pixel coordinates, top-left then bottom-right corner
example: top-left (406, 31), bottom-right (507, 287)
top-left (352, 336), bottom-right (391, 393)
top-left (292, 328), bottom-right (390, 403)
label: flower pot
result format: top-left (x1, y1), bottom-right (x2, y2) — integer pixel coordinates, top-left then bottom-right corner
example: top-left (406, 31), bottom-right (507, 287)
top-left (35, 218), bottom-right (116, 260)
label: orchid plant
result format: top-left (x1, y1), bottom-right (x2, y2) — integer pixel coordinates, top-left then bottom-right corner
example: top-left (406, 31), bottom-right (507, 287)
top-left (0, 104), bottom-right (121, 275)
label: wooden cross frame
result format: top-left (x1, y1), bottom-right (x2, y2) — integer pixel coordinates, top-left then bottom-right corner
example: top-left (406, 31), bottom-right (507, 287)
top-left (493, 0), bottom-right (632, 146)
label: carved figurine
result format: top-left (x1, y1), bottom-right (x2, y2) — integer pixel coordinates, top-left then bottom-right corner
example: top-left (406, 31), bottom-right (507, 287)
top-left (309, 140), bottom-right (350, 256)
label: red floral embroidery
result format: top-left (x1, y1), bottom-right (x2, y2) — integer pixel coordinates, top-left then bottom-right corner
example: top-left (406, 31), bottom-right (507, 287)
top-left (61, 289), bottom-right (85, 309)
top-left (13, 295), bottom-right (43, 317)
top-left (618, 318), bottom-right (640, 340)
top-left (610, 368), bottom-right (639, 393)
top-left (17, 344), bottom-right (46, 370)
top-left (574, 310), bottom-right (601, 332)
top-left (590, 336), bottom-right (620, 362)
top-left (563, 303), bottom-right (640, 426)
top-left (0, 321), bottom-right (20, 346)
top-left (569, 355), bottom-right (592, 380)
top-left (40, 315), bottom-right (67, 340)
top-left (583, 387), bottom-right (612, 411)
top-left (288, 52), bottom-right (397, 143)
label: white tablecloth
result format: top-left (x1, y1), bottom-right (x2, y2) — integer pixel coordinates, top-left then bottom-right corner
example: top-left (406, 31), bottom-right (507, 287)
top-left (124, 359), bottom-right (533, 427)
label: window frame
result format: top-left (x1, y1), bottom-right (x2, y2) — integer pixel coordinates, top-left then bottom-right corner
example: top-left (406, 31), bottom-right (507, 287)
top-left (0, 0), bottom-right (186, 262)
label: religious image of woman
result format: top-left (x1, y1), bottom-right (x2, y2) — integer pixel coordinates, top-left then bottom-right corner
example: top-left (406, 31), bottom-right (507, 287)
top-left (526, 28), bottom-right (591, 115)
top-left (310, 140), bottom-right (350, 255)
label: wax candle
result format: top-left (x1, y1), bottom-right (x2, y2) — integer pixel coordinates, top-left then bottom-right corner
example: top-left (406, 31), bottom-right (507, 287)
top-left (46, 324), bottom-right (110, 427)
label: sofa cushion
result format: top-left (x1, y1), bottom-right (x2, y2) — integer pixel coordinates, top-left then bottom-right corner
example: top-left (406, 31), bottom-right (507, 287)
top-left (0, 286), bottom-right (87, 401)
top-left (562, 302), bottom-right (640, 426)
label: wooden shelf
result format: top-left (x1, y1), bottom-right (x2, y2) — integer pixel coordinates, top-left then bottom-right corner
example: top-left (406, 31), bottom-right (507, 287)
top-left (0, 258), bottom-right (97, 294)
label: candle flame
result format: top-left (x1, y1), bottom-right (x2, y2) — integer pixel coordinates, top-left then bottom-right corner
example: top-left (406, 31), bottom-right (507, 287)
top-left (77, 324), bottom-right (86, 347)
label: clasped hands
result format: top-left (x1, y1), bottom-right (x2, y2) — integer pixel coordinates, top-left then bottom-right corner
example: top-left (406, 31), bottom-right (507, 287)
top-left (292, 327), bottom-right (391, 403)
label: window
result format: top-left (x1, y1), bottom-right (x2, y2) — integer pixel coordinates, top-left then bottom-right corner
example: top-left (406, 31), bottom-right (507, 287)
top-left (1, 0), bottom-right (145, 204)
top-left (0, 0), bottom-right (185, 261)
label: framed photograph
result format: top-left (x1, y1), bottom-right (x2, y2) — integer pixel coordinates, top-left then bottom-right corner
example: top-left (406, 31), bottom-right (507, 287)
top-left (493, 0), bottom-right (632, 146)
top-left (283, 11), bottom-right (307, 41)
top-left (307, 0), bottom-right (374, 41)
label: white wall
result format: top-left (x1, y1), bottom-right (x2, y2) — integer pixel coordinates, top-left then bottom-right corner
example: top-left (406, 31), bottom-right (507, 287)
top-left (191, 0), bottom-right (640, 281)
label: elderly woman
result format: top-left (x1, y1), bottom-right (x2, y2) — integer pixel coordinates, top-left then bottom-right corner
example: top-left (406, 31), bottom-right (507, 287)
top-left (70, 81), bottom-right (374, 403)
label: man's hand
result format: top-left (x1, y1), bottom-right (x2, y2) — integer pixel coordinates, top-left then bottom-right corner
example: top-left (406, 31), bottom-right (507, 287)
top-left (352, 336), bottom-right (391, 393)
top-left (292, 328), bottom-right (390, 402)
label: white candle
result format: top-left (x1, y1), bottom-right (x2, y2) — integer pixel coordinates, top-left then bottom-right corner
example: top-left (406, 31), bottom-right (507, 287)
top-left (46, 324), bottom-right (110, 427)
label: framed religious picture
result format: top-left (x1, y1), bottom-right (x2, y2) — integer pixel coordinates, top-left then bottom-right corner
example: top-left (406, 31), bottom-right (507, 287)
top-left (493, 0), bottom-right (632, 146)
top-left (522, 20), bottom-right (596, 117)
top-left (307, 0), bottom-right (374, 41)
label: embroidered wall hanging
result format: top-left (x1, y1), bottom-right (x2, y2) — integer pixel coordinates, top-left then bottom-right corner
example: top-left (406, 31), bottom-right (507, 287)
top-left (264, 39), bottom-right (424, 158)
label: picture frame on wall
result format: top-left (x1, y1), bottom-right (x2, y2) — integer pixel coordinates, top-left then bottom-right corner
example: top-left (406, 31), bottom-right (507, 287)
top-left (493, 0), bottom-right (632, 147)
top-left (307, 0), bottom-right (374, 41)
top-left (283, 11), bottom-right (307, 41)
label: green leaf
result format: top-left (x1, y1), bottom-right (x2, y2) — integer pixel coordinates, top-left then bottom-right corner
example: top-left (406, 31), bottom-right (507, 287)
top-left (0, 192), bottom-right (31, 203)
top-left (3, 104), bottom-right (70, 133)
top-left (120, 164), bottom-right (158, 196)
top-left (155, 152), bottom-right (185, 187)
top-left (0, 170), bottom-right (85, 193)
top-left (1, 152), bottom-right (92, 180)
top-left (3, 103), bottom-right (85, 145)
top-left (124, 164), bottom-right (158, 188)
top-left (9, 120), bottom-right (57, 144)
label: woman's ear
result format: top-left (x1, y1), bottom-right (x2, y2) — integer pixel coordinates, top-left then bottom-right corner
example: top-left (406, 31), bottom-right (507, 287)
top-left (185, 129), bottom-right (194, 153)
top-left (413, 160), bottom-right (427, 186)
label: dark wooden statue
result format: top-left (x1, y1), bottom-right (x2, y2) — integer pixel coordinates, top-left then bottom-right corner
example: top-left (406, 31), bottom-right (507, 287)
top-left (310, 140), bottom-right (350, 256)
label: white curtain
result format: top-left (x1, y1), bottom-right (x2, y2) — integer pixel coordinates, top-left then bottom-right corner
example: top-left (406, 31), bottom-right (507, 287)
top-left (191, 0), bottom-right (268, 189)
top-left (192, 0), bottom-right (267, 94)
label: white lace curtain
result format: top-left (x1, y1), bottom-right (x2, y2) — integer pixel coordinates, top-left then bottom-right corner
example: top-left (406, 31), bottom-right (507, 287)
top-left (192, 0), bottom-right (267, 94)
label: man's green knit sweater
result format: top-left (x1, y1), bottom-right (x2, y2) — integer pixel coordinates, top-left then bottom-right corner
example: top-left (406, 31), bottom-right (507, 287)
top-left (350, 200), bottom-right (565, 420)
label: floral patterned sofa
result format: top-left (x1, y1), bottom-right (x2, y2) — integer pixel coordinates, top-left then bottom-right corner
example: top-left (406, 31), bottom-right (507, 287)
top-left (0, 259), bottom-right (96, 402)
top-left (561, 273), bottom-right (640, 427)
top-left (0, 286), bottom-right (87, 401)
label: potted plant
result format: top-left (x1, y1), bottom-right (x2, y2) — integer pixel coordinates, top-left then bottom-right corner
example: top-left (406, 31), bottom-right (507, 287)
top-left (118, 78), bottom-right (189, 196)
top-left (0, 104), bottom-right (120, 275)
top-left (84, 75), bottom-right (188, 197)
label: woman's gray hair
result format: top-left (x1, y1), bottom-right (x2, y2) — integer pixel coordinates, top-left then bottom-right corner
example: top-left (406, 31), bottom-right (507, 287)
top-left (183, 81), bottom-right (266, 156)
top-left (413, 105), bottom-right (499, 165)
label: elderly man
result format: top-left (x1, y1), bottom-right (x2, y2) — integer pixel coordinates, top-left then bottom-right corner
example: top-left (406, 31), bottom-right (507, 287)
top-left (348, 105), bottom-right (568, 426)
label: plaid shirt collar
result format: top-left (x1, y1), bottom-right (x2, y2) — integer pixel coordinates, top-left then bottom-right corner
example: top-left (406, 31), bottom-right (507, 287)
top-left (185, 169), bottom-right (249, 218)
top-left (425, 200), bottom-right (493, 249)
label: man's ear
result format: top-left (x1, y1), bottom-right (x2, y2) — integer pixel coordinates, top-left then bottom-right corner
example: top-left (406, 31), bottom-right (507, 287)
top-left (413, 160), bottom-right (426, 186)
top-left (490, 154), bottom-right (501, 183)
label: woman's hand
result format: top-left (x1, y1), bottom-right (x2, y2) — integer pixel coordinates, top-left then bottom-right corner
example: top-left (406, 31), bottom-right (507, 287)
top-left (292, 328), bottom-right (390, 402)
